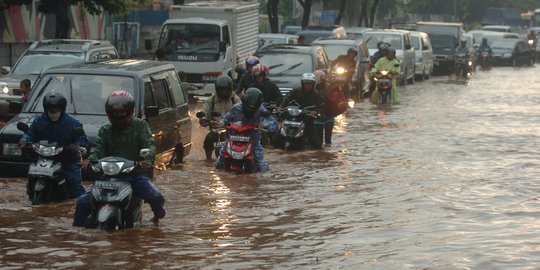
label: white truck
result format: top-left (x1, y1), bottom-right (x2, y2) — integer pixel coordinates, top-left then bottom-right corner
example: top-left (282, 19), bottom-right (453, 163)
top-left (417, 22), bottom-right (463, 75)
top-left (156, 1), bottom-right (259, 96)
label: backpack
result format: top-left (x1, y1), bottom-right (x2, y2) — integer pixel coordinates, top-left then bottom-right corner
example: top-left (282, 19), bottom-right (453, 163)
top-left (325, 85), bottom-right (348, 117)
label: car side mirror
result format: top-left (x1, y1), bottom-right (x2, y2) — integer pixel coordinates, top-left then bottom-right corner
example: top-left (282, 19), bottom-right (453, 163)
top-left (139, 148), bottom-right (152, 157)
top-left (145, 106), bottom-right (159, 118)
top-left (219, 41), bottom-right (227, 52)
top-left (8, 101), bottom-right (23, 114)
top-left (144, 39), bottom-right (152, 51)
top-left (0, 66), bottom-right (10, 75)
top-left (16, 122), bottom-right (29, 132)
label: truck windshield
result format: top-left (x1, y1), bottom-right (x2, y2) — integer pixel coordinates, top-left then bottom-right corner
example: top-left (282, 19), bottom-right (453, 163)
top-left (429, 34), bottom-right (456, 51)
top-left (158, 24), bottom-right (221, 60)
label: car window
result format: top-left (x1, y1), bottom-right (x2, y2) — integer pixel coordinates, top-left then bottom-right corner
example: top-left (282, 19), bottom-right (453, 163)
top-left (144, 82), bottom-right (156, 107)
top-left (222, 25), bottom-right (230, 45)
top-left (412, 36), bottom-right (421, 50)
top-left (152, 79), bottom-right (172, 109)
top-left (363, 33), bottom-right (403, 49)
top-left (12, 51), bottom-right (85, 75)
top-left (166, 70), bottom-right (186, 106)
top-left (422, 35), bottom-right (432, 50)
top-left (317, 44), bottom-right (353, 61)
top-left (28, 73), bottom-right (135, 114)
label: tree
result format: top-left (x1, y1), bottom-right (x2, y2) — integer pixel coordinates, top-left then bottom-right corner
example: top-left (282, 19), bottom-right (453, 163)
top-left (334, 0), bottom-right (346, 25)
top-left (369, 0), bottom-right (379, 27)
top-left (267, 0), bottom-right (280, 33)
top-left (298, 0), bottom-right (312, 28)
top-left (0, 0), bottom-right (145, 39)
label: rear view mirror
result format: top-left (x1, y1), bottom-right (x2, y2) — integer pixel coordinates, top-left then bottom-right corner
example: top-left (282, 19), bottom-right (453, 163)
top-left (145, 106), bottom-right (159, 118)
top-left (0, 66), bottom-right (10, 75)
top-left (140, 148), bottom-right (152, 157)
top-left (16, 122), bottom-right (29, 132)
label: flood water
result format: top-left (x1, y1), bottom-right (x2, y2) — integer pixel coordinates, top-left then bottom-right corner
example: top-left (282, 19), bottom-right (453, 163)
top-left (2, 66), bottom-right (540, 269)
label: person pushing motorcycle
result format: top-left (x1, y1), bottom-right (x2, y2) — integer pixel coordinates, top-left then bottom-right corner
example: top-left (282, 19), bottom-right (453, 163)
top-left (73, 90), bottom-right (165, 227)
top-left (370, 47), bottom-right (401, 104)
top-left (18, 90), bottom-right (88, 199)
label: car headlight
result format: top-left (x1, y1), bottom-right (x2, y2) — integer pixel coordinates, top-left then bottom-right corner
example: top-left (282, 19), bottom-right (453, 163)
top-left (0, 82), bottom-right (9, 94)
top-left (3, 143), bottom-right (22, 156)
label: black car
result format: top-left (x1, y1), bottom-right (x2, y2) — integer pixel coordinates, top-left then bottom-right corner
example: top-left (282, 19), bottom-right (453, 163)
top-left (490, 39), bottom-right (535, 67)
top-left (0, 59), bottom-right (192, 177)
top-left (255, 44), bottom-right (330, 97)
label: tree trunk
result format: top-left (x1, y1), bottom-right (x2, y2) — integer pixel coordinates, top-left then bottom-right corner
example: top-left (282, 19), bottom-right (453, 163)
top-left (358, 0), bottom-right (368, 27)
top-left (334, 0), bottom-right (346, 25)
top-left (298, 0), bottom-right (311, 28)
top-left (369, 0), bottom-right (379, 27)
top-left (54, 4), bottom-right (70, 38)
top-left (270, 0), bottom-right (280, 33)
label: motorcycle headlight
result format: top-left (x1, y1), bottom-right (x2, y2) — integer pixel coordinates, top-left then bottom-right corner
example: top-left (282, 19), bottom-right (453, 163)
top-left (2, 143), bottom-right (22, 156)
top-left (528, 39), bottom-right (533, 45)
top-left (35, 144), bottom-right (63, 157)
top-left (468, 61), bottom-right (473, 66)
top-left (287, 107), bottom-right (302, 116)
top-left (101, 161), bottom-right (125, 176)
top-left (380, 70), bottom-right (389, 76)
top-left (335, 67), bottom-right (346, 74)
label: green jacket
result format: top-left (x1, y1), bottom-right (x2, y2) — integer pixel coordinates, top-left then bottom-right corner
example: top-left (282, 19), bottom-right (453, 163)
top-left (370, 57), bottom-right (401, 104)
top-left (89, 118), bottom-right (156, 164)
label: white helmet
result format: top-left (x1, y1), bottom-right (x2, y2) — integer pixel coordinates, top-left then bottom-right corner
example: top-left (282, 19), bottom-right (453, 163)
top-left (301, 72), bottom-right (317, 84)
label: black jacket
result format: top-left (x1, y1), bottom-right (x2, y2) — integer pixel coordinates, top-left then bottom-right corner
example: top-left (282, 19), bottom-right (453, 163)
top-left (281, 87), bottom-right (324, 112)
top-left (257, 79), bottom-right (283, 105)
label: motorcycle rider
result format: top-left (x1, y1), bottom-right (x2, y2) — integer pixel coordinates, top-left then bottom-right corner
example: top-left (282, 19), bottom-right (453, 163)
top-left (478, 37), bottom-right (492, 68)
top-left (236, 56), bottom-right (260, 96)
top-left (74, 90), bottom-right (165, 227)
top-left (199, 75), bottom-right (241, 160)
top-left (370, 47), bottom-right (401, 104)
top-left (368, 44), bottom-right (388, 98)
top-left (251, 63), bottom-right (283, 109)
top-left (313, 70), bottom-right (334, 145)
top-left (215, 87), bottom-right (277, 172)
top-left (331, 48), bottom-right (357, 100)
top-left (18, 90), bottom-right (88, 199)
top-left (280, 73), bottom-right (324, 150)
top-left (527, 30), bottom-right (537, 48)
top-left (455, 38), bottom-right (470, 76)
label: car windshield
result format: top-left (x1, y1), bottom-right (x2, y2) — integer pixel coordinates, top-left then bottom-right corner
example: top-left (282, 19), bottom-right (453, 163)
top-left (411, 36), bottom-right (421, 50)
top-left (316, 44), bottom-right (354, 61)
top-left (12, 51), bottom-right (85, 75)
top-left (491, 40), bottom-right (516, 50)
top-left (363, 33), bottom-right (403, 49)
top-left (260, 37), bottom-right (287, 46)
top-left (259, 53), bottom-right (312, 76)
top-left (27, 74), bottom-right (135, 114)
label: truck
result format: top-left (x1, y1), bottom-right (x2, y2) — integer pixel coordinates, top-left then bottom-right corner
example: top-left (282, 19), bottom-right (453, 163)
top-left (417, 21), bottom-right (463, 75)
top-left (155, 1), bottom-right (259, 96)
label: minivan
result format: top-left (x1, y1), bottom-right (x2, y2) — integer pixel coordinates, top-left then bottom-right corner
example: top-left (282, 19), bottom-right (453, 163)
top-left (410, 31), bottom-right (434, 80)
top-left (0, 59), bottom-right (192, 177)
top-left (296, 25), bottom-right (348, 45)
top-left (362, 29), bottom-right (416, 85)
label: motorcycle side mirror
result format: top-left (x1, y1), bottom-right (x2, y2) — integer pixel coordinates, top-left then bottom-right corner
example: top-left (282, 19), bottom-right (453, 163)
top-left (394, 63), bottom-right (400, 68)
top-left (140, 148), bottom-right (152, 158)
top-left (195, 111), bottom-right (207, 118)
top-left (71, 127), bottom-right (85, 141)
top-left (210, 111), bottom-right (222, 118)
top-left (16, 122), bottom-right (29, 132)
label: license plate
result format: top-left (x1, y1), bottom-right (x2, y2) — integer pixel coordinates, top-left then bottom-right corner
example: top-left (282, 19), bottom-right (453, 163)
top-left (214, 141), bottom-right (225, 148)
top-left (28, 160), bottom-right (55, 177)
top-left (283, 120), bottom-right (302, 127)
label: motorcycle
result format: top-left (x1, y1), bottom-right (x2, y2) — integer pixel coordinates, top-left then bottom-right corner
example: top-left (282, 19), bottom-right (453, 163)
top-left (86, 149), bottom-right (152, 230)
top-left (222, 122), bottom-right (256, 174)
top-left (478, 50), bottom-right (491, 70)
top-left (196, 111), bottom-right (227, 159)
top-left (455, 52), bottom-right (472, 79)
top-left (274, 104), bottom-right (317, 150)
top-left (329, 64), bottom-right (356, 101)
top-left (372, 70), bottom-right (394, 104)
top-left (16, 122), bottom-right (85, 205)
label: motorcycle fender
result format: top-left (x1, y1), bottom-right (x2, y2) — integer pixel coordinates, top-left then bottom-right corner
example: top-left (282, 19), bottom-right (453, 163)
top-left (34, 179), bottom-right (45, 192)
top-left (98, 204), bottom-right (121, 223)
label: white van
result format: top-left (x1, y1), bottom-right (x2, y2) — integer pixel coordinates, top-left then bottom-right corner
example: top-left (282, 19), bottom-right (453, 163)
top-left (410, 31), bottom-right (434, 80)
top-left (363, 29), bottom-right (416, 85)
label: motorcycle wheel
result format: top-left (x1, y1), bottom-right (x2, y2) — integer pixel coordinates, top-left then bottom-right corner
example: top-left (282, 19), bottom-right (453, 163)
top-left (99, 218), bottom-right (120, 230)
top-left (224, 158), bottom-right (232, 172)
top-left (243, 160), bottom-right (254, 174)
top-left (284, 141), bottom-right (291, 151)
top-left (31, 191), bottom-right (44, 205)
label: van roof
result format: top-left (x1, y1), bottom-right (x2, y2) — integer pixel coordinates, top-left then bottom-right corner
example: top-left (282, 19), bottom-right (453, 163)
top-left (41, 59), bottom-right (176, 76)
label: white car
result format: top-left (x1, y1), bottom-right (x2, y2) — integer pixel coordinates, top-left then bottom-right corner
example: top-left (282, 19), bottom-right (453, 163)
top-left (410, 31), bottom-right (434, 80)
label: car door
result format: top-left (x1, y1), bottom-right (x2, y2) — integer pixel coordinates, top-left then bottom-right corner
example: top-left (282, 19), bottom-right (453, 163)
top-left (164, 69), bottom-right (192, 156)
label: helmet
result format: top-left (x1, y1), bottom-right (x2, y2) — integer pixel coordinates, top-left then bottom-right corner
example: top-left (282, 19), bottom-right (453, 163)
top-left (378, 43), bottom-right (389, 52)
top-left (241, 87), bottom-right (263, 117)
top-left (301, 72), bottom-right (317, 85)
top-left (214, 75), bottom-right (233, 99)
top-left (347, 48), bottom-right (358, 56)
top-left (387, 47), bottom-right (396, 57)
top-left (251, 63), bottom-right (270, 77)
top-left (42, 90), bottom-right (67, 112)
top-left (314, 70), bottom-right (326, 84)
top-left (245, 56), bottom-right (260, 70)
top-left (105, 90), bottom-right (135, 128)
top-left (482, 38), bottom-right (487, 43)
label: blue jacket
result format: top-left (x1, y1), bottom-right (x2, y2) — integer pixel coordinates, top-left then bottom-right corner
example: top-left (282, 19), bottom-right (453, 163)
top-left (21, 112), bottom-right (88, 162)
top-left (219, 102), bottom-right (277, 143)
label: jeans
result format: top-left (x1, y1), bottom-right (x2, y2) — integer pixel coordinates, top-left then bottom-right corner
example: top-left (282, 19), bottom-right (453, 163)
top-left (73, 173), bottom-right (165, 227)
top-left (62, 161), bottom-right (85, 198)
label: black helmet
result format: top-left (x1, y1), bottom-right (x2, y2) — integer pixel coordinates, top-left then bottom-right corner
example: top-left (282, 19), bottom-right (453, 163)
top-left (105, 90), bottom-right (135, 128)
top-left (387, 47), bottom-right (396, 57)
top-left (214, 75), bottom-right (233, 99)
top-left (43, 90), bottom-right (67, 112)
top-left (241, 87), bottom-right (263, 118)
top-left (347, 48), bottom-right (358, 56)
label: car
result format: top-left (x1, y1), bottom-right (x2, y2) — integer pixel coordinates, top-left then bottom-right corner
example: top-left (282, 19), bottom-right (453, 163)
top-left (345, 27), bottom-right (372, 40)
top-left (282, 25), bottom-right (302, 35)
top-left (0, 59), bottom-right (191, 177)
top-left (0, 39), bottom-right (118, 120)
top-left (296, 25), bottom-right (348, 45)
top-left (311, 38), bottom-right (372, 95)
top-left (362, 29), bottom-right (416, 85)
top-left (473, 32), bottom-right (519, 47)
top-left (490, 39), bottom-right (535, 67)
top-left (258, 33), bottom-right (299, 49)
top-left (255, 44), bottom-right (330, 97)
top-left (481, 25), bottom-right (513, 33)
top-left (410, 31), bottom-right (434, 80)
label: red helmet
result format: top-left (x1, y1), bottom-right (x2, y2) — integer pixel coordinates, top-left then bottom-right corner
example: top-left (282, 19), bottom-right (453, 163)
top-left (251, 63), bottom-right (270, 78)
top-left (105, 90), bottom-right (135, 128)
